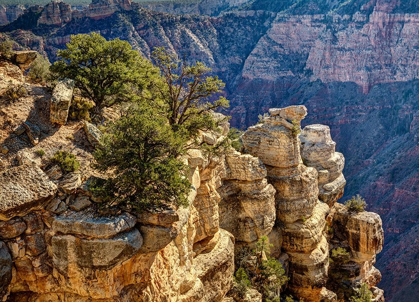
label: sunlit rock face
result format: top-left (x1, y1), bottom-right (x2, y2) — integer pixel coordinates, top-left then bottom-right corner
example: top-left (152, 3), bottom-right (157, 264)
top-left (0, 62), bottom-right (384, 302)
top-left (241, 106), bottom-right (384, 302)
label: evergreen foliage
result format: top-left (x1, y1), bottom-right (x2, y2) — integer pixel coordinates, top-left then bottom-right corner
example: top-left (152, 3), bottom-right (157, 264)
top-left (91, 106), bottom-right (190, 211)
top-left (52, 151), bottom-right (80, 173)
top-left (28, 54), bottom-right (51, 83)
top-left (233, 236), bottom-right (288, 301)
top-left (330, 247), bottom-right (351, 264)
top-left (350, 283), bottom-right (373, 302)
top-left (3, 84), bottom-right (27, 103)
top-left (0, 39), bottom-right (13, 59)
top-left (50, 33), bottom-right (159, 111)
top-left (234, 267), bottom-right (251, 297)
top-left (69, 96), bottom-right (94, 121)
top-left (150, 47), bottom-right (229, 139)
top-left (345, 194), bottom-right (367, 213)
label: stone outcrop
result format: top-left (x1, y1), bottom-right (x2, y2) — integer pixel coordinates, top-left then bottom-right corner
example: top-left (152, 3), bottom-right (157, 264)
top-left (240, 106), bottom-right (384, 302)
top-left (83, 121), bottom-right (103, 147)
top-left (38, 1), bottom-right (72, 26)
top-left (50, 78), bottom-right (75, 125)
top-left (0, 164), bottom-right (57, 221)
top-left (219, 151), bottom-right (276, 244)
top-left (242, 106), bottom-right (331, 301)
top-left (10, 51), bottom-right (38, 71)
top-left (328, 203), bottom-right (384, 300)
top-left (300, 124), bottom-right (346, 207)
top-left (0, 104), bottom-right (384, 302)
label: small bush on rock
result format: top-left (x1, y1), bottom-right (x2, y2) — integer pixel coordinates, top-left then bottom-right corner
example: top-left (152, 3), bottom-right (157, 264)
top-left (345, 194), bottom-right (367, 213)
top-left (330, 247), bottom-right (351, 264)
top-left (350, 283), bottom-right (373, 302)
top-left (91, 106), bottom-right (190, 211)
top-left (0, 40), bottom-right (13, 58)
top-left (3, 84), bottom-right (27, 103)
top-left (69, 96), bottom-right (94, 121)
top-left (52, 151), bottom-right (80, 173)
top-left (35, 149), bottom-right (45, 157)
top-left (233, 267), bottom-right (251, 297)
top-left (28, 54), bottom-right (51, 83)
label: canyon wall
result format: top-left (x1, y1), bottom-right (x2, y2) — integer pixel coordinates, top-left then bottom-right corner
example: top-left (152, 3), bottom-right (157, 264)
top-left (1, 1), bottom-right (418, 299)
top-left (0, 57), bottom-right (384, 301)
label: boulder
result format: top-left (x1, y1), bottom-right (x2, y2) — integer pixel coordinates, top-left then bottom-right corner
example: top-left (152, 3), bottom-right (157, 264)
top-left (224, 151), bottom-right (267, 181)
top-left (52, 211), bottom-right (136, 239)
top-left (195, 229), bottom-right (235, 302)
top-left (50, 78), bottom-right (75, 125)
top-left (268, 105), bottom-right (307, 122)
top-left (0, 164), bottom-right (57, 221)
top-left (0, 217), bottom-right (26, 239)
top-left (83, 121), bottom-right (103, 147)
top-left (69, 196), bottom-right (92, 211)
top-left (23, 121), bottom-right (41, 146)
top-left (287, 236), bottom-right (329, 299)
top-left (11, 51), bottom-right (38, 71)
top-left (333, 204), bottom-right (384, 263)
top-left (52, 229), bottom-right (142, 274)
top-left (282, 202), bottom-right (329, 253)
top-left (58, 172), bottom-right (82, 194)
top-left (272, 166), bottom-right (319, 223)
top-left (139, 224), bottom-right (179, 253)
top-left (300, 124), bottom-right (346, 206)
top-left (242, 123), bottom-right (301, 169)
top-left (219, 179), bottom-right (276, 243)
top-left (137, 206), bottom-right (179, 228)
top-left (319, 287), bottom-right (337, 302)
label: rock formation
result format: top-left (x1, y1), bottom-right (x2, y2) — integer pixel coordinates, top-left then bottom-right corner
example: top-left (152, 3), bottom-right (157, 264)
top-left (0, 56), bottom-right (385, 301)
top-left (241, 106), bottom-right (384, 301)
top-left (0, 5), bottom-right (24, 26)
top-left (50, 79), bottom-right (75, 125)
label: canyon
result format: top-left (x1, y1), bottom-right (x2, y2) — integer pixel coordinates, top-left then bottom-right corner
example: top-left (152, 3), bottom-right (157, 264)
top-left (0, 54), bottom-right (384, 301)
top-left (0, 0), bottom-right (418, 300)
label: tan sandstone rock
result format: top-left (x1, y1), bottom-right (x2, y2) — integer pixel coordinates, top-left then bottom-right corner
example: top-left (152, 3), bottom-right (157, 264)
top-left (0, 164), bottom-right (57, 221)
top-left (300, 124), bottom-right (346, 206)
top-left (50, 79), bottom-right (75, 125)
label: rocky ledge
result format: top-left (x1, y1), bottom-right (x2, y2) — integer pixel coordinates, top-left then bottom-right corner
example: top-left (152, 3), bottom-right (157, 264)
top-left (0, 98), bottom-right (384, 301)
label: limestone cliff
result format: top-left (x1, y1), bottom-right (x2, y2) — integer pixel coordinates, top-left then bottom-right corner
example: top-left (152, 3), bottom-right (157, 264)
top-left (0, 58), bottom-right (384, 302)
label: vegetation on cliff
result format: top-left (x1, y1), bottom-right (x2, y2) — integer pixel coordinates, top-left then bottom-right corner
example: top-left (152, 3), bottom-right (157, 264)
top-left (232, 236), bottom-right (288, 301)
top-left (51, 32), bottom-right (159, 112)
top-left (49, 33), bottom-right (230, 211)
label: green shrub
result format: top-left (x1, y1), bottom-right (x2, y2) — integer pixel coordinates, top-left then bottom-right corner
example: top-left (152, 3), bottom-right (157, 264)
top-left (228, 127), bottom-right (243, 151)
top-left (345, 194), bottom-right (367, 213)
top-left (291, 119), bottom-right (301, 137)
top-left (28, 54), bottom-right (51, 83)
top-left (92, 106), bottom-right (190, 211)
top-left (69, 96), bottom-right (94, 121)
top-left (330, 247), bottom-right (351, 264)
top-left (0, 40), bottom-right (13, 58)
top-left (35, 149), bottom-right (45, 157)
top-left (52, 151), bottom-right (80, 173)
top-left (234, 267), bottom-right (251, 297)
top-left (350, 283), bottom-right (373, 302)
top-left (3, 84), bottom-right (27, 103)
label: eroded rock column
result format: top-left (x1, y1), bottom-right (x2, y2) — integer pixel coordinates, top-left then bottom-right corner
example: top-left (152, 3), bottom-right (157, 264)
top-left (300, 124), bottom-right (346, 207)
top-left (242, 106), bottom-right (330, 302)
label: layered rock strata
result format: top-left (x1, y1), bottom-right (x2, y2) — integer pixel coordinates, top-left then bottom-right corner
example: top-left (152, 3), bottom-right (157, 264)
top-left (0, 98), bottom-right (384, 302)
top-left (300, 124), bottom-right (346, 207)
top-left (241, 106), bottom-right (384, 302)
top-left (242, 106), bottom-right (331, 301)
